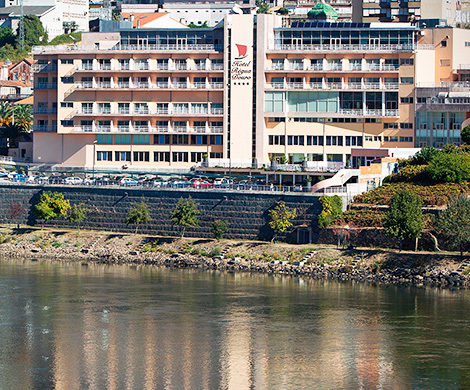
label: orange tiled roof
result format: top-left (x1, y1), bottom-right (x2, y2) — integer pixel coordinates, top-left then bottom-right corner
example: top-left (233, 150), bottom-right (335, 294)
top-left (121, 12), bottom-right (169, 28)
top-left (0, 80), bottom-right (27, 87)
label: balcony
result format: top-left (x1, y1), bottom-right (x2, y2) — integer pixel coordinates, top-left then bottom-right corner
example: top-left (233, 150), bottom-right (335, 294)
top-left (156, 108), bottom-right (169, 114)
top-left (193, 82), bottom-right (207, 89)
top-left (288, 64), bottom-right (304, 71)
top-left (119, 64), bottom-right (130, 70)
top-left (135, 82), bottom-right (149, 89)
top-left (211, 63), bottom-right (224, 70)
top-left (96, 82), bottom-right (111, 89)
top-left (175, 63), bottom-right (188, 71)
top-left (118, 126), bottom-right (130, 132)
top-left (287, 82), bottom-right (304, 89)
top-left (34, 83), bottom-right (57, 90)
top-left (268, 82), bottom-right (285, 89)
top-left (99, 64), bottom-right (111, 70)
top-left (157, 64), bottom-right (169, 70)
top-left (270, 43), bottom-right (416, 52)
top-left (33, 64), bottom-right (57, 72)
top-left (175, 82), bottom-right (188, 89)
top-left (97, 126), bottom-right (111, 132)
top-left (173, 108), bottom-right (189, 115)
top-left (81, 64), bottom-right (93, 71)
top-left (74, 125), bottom-right (93, 132)
top-left (310, 82), bottom-right (323, 89)
top-left (327, 64), bottom-right (343, 71)
top-left (174, 126), bottom-right (187, 132)
top-left (210, 126), bottom-right (223, 133)
top-left (135, 63), bottom-right (149, 70)
top-left (135, 126), bottom-right (149, 132)
top-left (195, 64), bottom-right (207, 71)
top-left (364, 83), bottom-right (381, 89)
top-left (349, 64), bottom-right (362, 71)
top-left (210, 82), bottom-right (224, 89)
top-left (191, 108), bottom-right (208, 115)
top-left (134, 109), bottom-right (150, 115)
top-left (365, 64), bottom-right (381, 71)
top-left (385, 109), bottom-right (399, 116)
top-left (210, 108), bottom-right (224, 115)
top-left (33, 107), bottom-right (57, 114)
top-left (118, 108), bottom-right (130, 114)
top-left (384, 83), bottom-right (399, 89)
top-left (325, 83), bottom-right (342, 89)
top-left (382, 64), bottom-right (399, 71)
top-left (117, 82), bottom-right (130, 88)
top-left (156, 126), bottom-right (169, 132)
top-left (272, 64), bottom-right (285, 71)
top-left (82, 108), bottom-right (93, 114)
top-left (98, 109), bottom-right (111, 114)
top-left (310, 64), bottom-right (323, 71)
top-left (347, 83), bottom-right (362, 89)
top-left (34, 125), bottom-right (57, 132)
top-left (194, 126), bottom-right (207, 133)
top-left (156, 82), bottom-right (169, 89)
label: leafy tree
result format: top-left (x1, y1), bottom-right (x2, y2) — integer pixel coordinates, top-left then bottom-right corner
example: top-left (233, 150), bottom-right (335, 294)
top-left (437, 194), bottom-right (470, 256)
top-left (48, 32), bottom-right (81, 46)
top-left (409, 145), bottom-right (439, 165)
top-left (426, 152), bottom-right (470, 183)
top-left (17, 15), bottom-right (48, 47)
top-left (256, 0), bottom-right (270, 14)
top-left (188, 21), bottom-right (209, 28)
top-left (13, 104), bottom-right (32, 133)
top-left (461, 125), bottom-right (470, 145)
top-left (170, 196), bottom-right (200, 238)
top-left (268, 200), bottom-right (297, 242)
top-left (0, 104), bottom-right (32, 147)
top-left (126, 197), bottom-right (151, 234)
top-left (0, 102), bottom-right (13, 127)
top-left (0, 27), bottom-right (15, 47)
top-left (384, 189), bottom-right (424, 251)
top-left (211, 220), bottom-right (228, 240)
top-left (277, 7), bottom-right (289, 15)
top-left (67, 203), bottom-right (88, 232)
top-left (34, 191), bottom-right (71, 228)
top-left (8, 201), bottom-right (23, 228)
top-left (318, 195), bottom-right (343, 228)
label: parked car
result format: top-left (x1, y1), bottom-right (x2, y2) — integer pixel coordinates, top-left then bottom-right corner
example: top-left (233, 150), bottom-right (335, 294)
top-left (83, 177), bottom-right (98, 185)
top-left (12, 174), bottom-right (28, 182)
top-left (64, 177), bottom-right (83, 185)
top-left (214, 177), bottom-right (233, 188)
top-left (192, 179), bottom-right (213, 188)
top-left (119, 177), bottom-right (138, 187)
top-left (169, 180), bottom-right (190, 188)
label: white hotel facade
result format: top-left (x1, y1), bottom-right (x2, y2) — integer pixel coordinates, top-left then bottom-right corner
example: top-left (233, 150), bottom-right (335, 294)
top-left (31, 14), bottom-right (470, 171)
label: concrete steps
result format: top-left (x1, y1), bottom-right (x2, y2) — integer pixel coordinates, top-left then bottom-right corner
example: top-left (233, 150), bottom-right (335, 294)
top-left (301, 250), bottom-right (316, 263)
top-left (457, 259), bottom-right (470, 274)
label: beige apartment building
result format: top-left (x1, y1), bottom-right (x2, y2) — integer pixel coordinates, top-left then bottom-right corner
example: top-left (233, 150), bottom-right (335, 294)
top-left (31, 15), bottom-right (470, 171)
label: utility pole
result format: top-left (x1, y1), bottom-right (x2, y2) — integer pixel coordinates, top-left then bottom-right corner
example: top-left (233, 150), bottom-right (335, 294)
top-left (19, 0), bottom-right (25, 51)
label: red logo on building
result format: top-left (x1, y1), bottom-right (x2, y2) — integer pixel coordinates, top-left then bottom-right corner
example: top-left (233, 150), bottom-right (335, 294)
top-left (235, 44), bottom-right (248, 59)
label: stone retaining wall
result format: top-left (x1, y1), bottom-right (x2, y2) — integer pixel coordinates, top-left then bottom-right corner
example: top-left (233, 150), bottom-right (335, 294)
top-left (0, 185), bottom-right (322, 242)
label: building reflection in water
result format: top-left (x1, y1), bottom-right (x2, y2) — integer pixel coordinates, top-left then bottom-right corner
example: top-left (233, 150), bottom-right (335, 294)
top-left (1, 260), bottom-right (466, 389)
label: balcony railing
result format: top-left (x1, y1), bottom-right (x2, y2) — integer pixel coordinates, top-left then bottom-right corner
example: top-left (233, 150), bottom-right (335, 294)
top-left (135, 63), bottom-right (149, 70)
top-left (173, 108), bottom-right (189, 115)
top-left (272, 64), bottom-right (285, 70)
top-left (156, 126), bottom-right (169, 132)
top-left (384, 83), bottom-right (399, 89)
top-left (119, 64), bottom-right (130, 70)
top-left (156, 82), bottom-right (169, 89)
top-left (310, 82), bottom-right (323, 89)
top-left (364, 83), bottom-right (381, 89)
top-left (117, 82), bottom-right (130, 88)
top-left (96, 82), bottom-right (111, 89)
top-left (156, 108), bottom-right (169, 114)
top-left (327, 64), bottom-right (342, 71)
top-left (34, 125), bottom-right (57, 132)
top-left (193, 82), bottom-right (207, 89)
top-left (211, 63), bottom-right (224, 70)
top-left (288, 64), bottom-right (304, 71)
top-left (174, 126), bottom-right (187, 132)
top-left (34, 83), bottom-right (57, 89)
top-left (99, 64), bottom-right (111, 70)
top-left (157, 64), bottom-right (169, 70)
top-left (175, 82), bottom-right (188, 89)
top-left (134, 109), bottom-right (150, 115)
top-left (365, 64), bottom-right (381, 71)
top-left (194, 126), bottom-right (207, 133)
top-left (210, 82), bottom-right (224, 89)
top-left (347, 83), bottom-right (362, 89)
top-left (118, 108), bottom-right (130, 114)
top-left (191, 108), bottom-right (208, 115)
top-left (135, 82), bottom-right (149, 89)
top-left (210, 126), bottom-right (223, 133)
top-left (288, 82), bottom-right (304, 89)
top-left (118, 126), bottom-right (130, 132)
top-left (271, 43), bottom-right (416, 52)
top-left (33, 108), bottom-right (57, 114)
top-left (135, 126), bottom-right (149, 132)
top-left (175, 63), bottom-right (188, 70)
top-left (349, 64), bottom-right (362, 71)
top-left (97, 126), bottom-right (111, 132)
top-left (325, 83), bottom-right (342, 89)
top-left (210, 108), bottom-right (224, 115)
top-left (98, 109), bottom-right (111, 114)
top-left (32, 64), bottom-right (57, 72)
top-left (82, 64), bottom-right (93, 70)
top-left (310, 64), bottom-right (323, 70)
top-left (74, 125), bottom-right (93, 132)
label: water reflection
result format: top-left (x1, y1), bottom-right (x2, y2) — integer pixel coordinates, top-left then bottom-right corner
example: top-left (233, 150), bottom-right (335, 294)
top-left (0, 259), bottom-right (469, 389)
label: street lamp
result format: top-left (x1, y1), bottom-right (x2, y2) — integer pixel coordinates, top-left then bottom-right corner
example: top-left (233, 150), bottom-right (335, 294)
top-left (92, 140), bottom-right (97, 178)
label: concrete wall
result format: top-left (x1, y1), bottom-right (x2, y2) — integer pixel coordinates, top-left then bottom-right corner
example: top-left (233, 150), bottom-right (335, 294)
top-left (0, 185), bottom-right (323, 242)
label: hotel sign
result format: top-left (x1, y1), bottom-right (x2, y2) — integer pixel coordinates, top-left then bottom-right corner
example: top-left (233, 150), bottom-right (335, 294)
top-left (231, 44), bottom-right (252, 82)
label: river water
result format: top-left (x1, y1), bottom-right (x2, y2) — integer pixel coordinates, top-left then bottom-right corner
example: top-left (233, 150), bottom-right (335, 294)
top-left (1, 259), bottom-right (470, 389)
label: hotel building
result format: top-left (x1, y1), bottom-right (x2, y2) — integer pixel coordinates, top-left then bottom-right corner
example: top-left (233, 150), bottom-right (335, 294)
top-left (31, 14), bottom-right (470, 171)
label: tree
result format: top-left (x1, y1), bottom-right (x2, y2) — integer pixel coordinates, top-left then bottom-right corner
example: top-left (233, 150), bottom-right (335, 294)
top-left (17, 15), bottom-right (48, 48)
top-left (0, 104), bottom-right (31, 147)
top-left (33, 191), bottom-right (71, 228)
top-left (68, 203), bottom-right (88, 232)
top-left (426, 152), bottom-right (470, 183)
top-left (384, 189), bottom-right (424, 251)
top-left (170, 196), bottom-right (200, 238)
top-left (318, 195), bottom-right (343, 229)
top-left (256, 0), bottom-right (270, 14)
top-left (462, 125), bottom-right (470, 145)
top-left (268, 200), bottom-right (297, 242)
top-left (409, 145), bottom-right (439, 165)
top-left (0, 102), bottom-right (13, 127)
top-left (126, 197), bottom-right (151, 234)
top-left (211, 220), bottom-right (228, 240)
top-left (0, 27), bottom-right (15, 47)
top-left (8, 201), bottom-right (23, 228)
top-left (277, 7), bottom-right (289, 15)
top-left (437, 195), bottom-right (470, 256)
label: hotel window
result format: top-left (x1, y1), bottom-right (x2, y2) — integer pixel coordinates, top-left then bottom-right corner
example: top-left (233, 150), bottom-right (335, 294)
top-left (400, 77), bottom-right (414, 84)
top-left (118, 77), bottom-right (130, 88)
top-left (389, 136), bottom-right (398, 142)
top-left (97, 151), bottom-right (112, 161)
top-left (154, 152), bottom-right (170, 162)
top-left (191, 152), bottom-right (204, 163)
top-left (384, 122), bottom-right (398, 129)
top-left (134, 103), bottom-right (148, 114)
top-left (272, 59), bottom-right (284, 70)
top-left (61, 76), bottom-right (73, 84)
top-left (211, 59), bottom-right (223, 69)
top-left (133, 134), bottom-right (150, 144)
top-left (287, 135), bottom-right (304, 145)
top-left (191, 103), bottom-right (208, 114)
top-left (155, 134), bottom-right (170, 145)
top-left (400, 58), bottom-right (414, 65)
top-left (210, 135), bottom-right (223, 145)
top-left (118, 103), bottom-right (130, 114)
top-left (265, 92), bottom-right (284, 112)
top-left (268, 135), bottom-right (285, 145)
top-left (191, 135), bottom-right (207, 145)
top-left (61, 59), bottom-right (73, 64)
top-left (98, 103), bottom-right (111, 114)
top-left (173, 103), bottom-right (189, 114)
top-left (134, 121), bottom-right (149, 132)
top-left (82, 103), bottom-right (93, 114)
top-left (400, 97), bottom-right (413, 104)
top-left (307, 136), bottom-right (323, 146)
top-left (97, 120), bottom-right (111, 131)
top-left (400, 122), bottom-right (413, 129)
top-left (157, 59), bottom-right (168, 70)
top-left (173, 135), bottom-right (189, 145)
top-left (210, 152), bottom-right (223, 158)
top-left (115, 151), bottom-right (131, 161)
top-left (82, 59), bottom-right (92, 70)
top-left (271, 77), bottom-right (284, 89)
top-left (345, 136), bottom-right (363, 146)
top-left (133, 151), bottom-right (150, 162)
top-left (156, 77), bottom-right (169, 88)
top-left (193, 77), bottom-right (206, 88)
top-left (400, 136), bottom-right (413, 142)
top-left (118, 59), bottom-right (129, 70)
top-left (115, 134), bottom-right (131, 144)
top-left (326, 136), bottom-right (343, 146)
top-left (194, 59), bottom-right (206, 70)
top-left (172, 152), bottom-right (189, 162)
top-left (117, 121), bottom-right (129, 132)
top-left (60, 120), bottom-right (73, 127)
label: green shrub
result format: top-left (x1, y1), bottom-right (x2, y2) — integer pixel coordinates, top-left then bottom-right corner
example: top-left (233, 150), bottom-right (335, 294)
top-left (208, 247), bottom-right (221, 257)
top-left (318, 195), bottom-right (343, 228)
top-left (52, 241), bottom-right (62, 248)
top-left (427, 153), bottom-right (470, 183)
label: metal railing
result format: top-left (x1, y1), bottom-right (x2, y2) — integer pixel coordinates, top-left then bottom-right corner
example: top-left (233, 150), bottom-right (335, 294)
top-left (34, 83), bottom-right (57, 89)
top-left (271, 43), bottom-right (416, 52)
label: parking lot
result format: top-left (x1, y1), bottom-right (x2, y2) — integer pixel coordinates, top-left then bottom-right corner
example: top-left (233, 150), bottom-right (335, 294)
top-left (1, 172), bottom-right (314, 193)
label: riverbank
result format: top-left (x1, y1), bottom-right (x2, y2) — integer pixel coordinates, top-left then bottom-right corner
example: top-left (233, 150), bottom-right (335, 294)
top-left (0, 226), bottom-right (469, 289)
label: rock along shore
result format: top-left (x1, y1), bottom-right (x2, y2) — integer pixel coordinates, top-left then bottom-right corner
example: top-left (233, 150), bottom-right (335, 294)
top-left (1, 227), bottom-right (469, 290)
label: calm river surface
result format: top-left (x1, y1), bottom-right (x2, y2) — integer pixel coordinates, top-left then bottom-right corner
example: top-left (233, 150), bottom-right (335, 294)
top-left (1, 259), bottom-right (470, 389)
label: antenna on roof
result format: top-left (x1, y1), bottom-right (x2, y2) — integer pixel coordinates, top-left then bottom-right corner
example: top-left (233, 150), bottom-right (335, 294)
top-left (19, 0), bottom-right (25, 51)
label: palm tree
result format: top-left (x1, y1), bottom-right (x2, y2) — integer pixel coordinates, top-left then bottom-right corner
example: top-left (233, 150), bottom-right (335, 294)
top-left (13, 104), bottom-right (32, 133)
top-left (0, 101), bottom-right (13, 127)
top-left (0, 103), bottom-right (31, 147)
